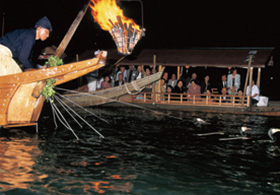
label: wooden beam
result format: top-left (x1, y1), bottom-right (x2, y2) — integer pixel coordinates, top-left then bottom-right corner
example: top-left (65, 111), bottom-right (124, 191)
top-left (257, 68), bottom-right (261, 88)
top-left (55, 3), bottom-right (89, 58)
top-left (242, 55), bottom-right (253, 107)
top-left (248, 67), bottom-right (254, 107)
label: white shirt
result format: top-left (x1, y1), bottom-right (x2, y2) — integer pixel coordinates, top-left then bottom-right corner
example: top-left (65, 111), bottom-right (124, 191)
top-left (246, 85), bottom-right (260, 101)
top-left (136, 73), bottom-right (142, 80)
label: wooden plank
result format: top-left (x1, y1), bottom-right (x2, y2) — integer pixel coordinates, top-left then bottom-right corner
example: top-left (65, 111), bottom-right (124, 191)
top-left (7, 83), bottom-right (38, 122)
top-left (55, 4), bottom-right (89, 58)
top-left (3, 123), bottom-right (37, 128)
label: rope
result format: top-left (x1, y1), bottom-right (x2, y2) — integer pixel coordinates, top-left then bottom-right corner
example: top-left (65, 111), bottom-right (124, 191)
top-left (56, 92), bottom-right (109, 125)
top-left (124, 83), bottom-right (132, 94)
top-left (123, 80), bottom-right (145, 95)
top-left (131, 80), bottom-right (141, 91)
top-left (54, 96), bottom-right (83, 128)
top-left (56, 93), bottom-right (105, 138)
top-left (55, 87), bottom-right (183, 121)
top-left (50, 101), bottom-right (80, 140)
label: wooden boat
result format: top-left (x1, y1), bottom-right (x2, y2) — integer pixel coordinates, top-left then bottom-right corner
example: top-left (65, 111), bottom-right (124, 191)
top-left (63, 67), bottom-right (165, 107)
top-left (0, 51), bottom-right (107, 128)
top-left (94, 48), bottom-right (280, 116)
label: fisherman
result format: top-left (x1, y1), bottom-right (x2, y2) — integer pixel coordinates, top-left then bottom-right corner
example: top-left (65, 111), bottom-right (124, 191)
top-left (0, 16), bottom-right (52, 76)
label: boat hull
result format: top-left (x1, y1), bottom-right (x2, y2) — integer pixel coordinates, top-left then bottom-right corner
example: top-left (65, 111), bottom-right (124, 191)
top-left (0, 51), bottom-right (107, 128)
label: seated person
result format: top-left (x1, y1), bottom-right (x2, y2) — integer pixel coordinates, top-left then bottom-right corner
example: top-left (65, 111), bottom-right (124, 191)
top-left (100, 75), bottom-right (111, 90)
top-left (186, 73), bottom-right (199, 89)
top-left (246, 80), bottom-right (260, 106)
top-left (165, 85), bottom-right (174, 101)
top-left (172, 80), bottom-right (185, 101)
top-left (167, 73), bottom-right (177, 88)
top-left (201, 75), bottom-right (211, 94)
top-left (114, 73), bottom-right (125, 86)
top-left (203, 89), bottom-right (216, 103)
top-left (172, 80), bottom-right (185, 93)
top-left (132, 65), bottom-right (144, 80)
top-left (217, 74), bottom-right (227, 94)
top-left (220, 87), bottom-right (231, 103)
top-left (235, 89), bottom-right (244, 104)
top-left (186, 80), bottom-right (201, 101)
top-left (116, 65), bottom-right (127, 81)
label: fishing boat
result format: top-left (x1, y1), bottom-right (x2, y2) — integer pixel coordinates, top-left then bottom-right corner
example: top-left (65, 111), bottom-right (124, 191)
top-left (94, 48), bottom-right (280, 116)
top-left (0, 51), bottom-right (107, 129)
top-left (62, 67), bottom-right (165, 107)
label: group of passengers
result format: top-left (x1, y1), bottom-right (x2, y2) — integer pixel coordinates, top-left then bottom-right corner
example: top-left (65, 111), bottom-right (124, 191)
top-left (161, 68), bottom-right (260, 105)
top-left (98, 65), bottom-right (152, 90)
top-left (91, 65), bottom-right (260, 106)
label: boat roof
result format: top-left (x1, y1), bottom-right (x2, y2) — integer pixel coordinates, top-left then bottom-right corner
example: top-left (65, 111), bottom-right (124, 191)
top-left (107, 47), bottom-right (274, 68)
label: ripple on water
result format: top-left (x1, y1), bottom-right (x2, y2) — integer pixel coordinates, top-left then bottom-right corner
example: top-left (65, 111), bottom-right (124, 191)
top-left (0, 108), bottom-right (280, 194)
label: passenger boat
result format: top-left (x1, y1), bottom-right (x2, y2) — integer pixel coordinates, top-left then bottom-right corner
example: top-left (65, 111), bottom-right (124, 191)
top-left (94, 48), bottom-right (280, 116)
top-left (63, 67), bottom-right (165, 107)
top-left (0, 51), bottom-right (107, 128)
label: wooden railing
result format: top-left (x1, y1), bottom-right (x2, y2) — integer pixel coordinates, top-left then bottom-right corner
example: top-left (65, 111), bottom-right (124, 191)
top-left (130, 92), bottom-right (250, 108)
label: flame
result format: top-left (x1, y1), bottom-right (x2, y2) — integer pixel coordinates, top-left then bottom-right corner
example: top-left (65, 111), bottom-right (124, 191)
top-left (89, 0), bottom-right (140, 31)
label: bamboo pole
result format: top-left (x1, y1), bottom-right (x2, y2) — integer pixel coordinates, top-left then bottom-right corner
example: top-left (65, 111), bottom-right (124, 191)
top-left (55, 3), bottom-right (89, 58)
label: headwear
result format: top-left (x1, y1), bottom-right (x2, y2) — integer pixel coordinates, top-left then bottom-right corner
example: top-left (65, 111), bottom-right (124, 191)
top-left (35, 16), bottom-right (52, 32)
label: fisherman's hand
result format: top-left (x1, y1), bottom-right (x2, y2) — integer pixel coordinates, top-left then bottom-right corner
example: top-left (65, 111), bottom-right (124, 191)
top-left (40, 65), bottom-right (47, 69)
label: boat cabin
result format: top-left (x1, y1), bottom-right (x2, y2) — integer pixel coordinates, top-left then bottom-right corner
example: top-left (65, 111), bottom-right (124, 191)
top-left (107, 47), bottom-right (275, 113)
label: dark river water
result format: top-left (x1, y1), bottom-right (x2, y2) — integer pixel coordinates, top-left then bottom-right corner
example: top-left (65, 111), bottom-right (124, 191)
top-left (1, 105), bottom-right (280, 194)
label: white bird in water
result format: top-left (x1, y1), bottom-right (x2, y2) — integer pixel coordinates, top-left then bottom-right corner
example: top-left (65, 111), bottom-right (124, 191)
top-left (194, 118), bottom-right (207, 125)
top-left (240, 126), bottom-right (252, 136)
top-left (268, 128), bottom-right (280, 141)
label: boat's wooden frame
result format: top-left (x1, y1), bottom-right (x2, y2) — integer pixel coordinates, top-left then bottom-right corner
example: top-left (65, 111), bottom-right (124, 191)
top-left (96, 48), bottom-right (278, 116)
top-left (0, 51), bottom-right (107, 128)
top-left (63, 67), bottom-right (165, 107)
top-left (109, 91), bottom-right (280, 116)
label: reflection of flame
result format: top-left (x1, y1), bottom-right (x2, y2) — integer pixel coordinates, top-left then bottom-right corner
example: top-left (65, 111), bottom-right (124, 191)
top-left (85, 180), bottom-right (134, 193)
top-left (89, 0), bottom-right (145, 55)
top-left (0, 136), bottom-right (47, 191)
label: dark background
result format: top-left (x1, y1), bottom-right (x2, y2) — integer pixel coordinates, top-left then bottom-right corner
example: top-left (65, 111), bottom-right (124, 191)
top-left (1, 0), bottom-right (280, 98)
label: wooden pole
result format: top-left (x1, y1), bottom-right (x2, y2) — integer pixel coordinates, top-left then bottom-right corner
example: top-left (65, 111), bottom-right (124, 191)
top-left (55, 3), bottom-right (89, 58)
top-left (242, 55), bottom-right (253, 108)
top-left (257, 68), bottom-right (261, 88)
top-left (156, 65), bottom-right (162, 102)
top-left (177, 66), bottom-right (180, 80)
top-left (152, 54), bottom-right (156, 103)
top-left (180, 66), bottom-right (183, 78)
top-left (248, 67), bottom-right (254, 107)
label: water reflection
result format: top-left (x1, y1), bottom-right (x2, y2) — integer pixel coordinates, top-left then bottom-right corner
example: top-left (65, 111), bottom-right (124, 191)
top-left (1, 108), bottom-right (280, 194)
top-left (0, 130), bottom-right (47, 192)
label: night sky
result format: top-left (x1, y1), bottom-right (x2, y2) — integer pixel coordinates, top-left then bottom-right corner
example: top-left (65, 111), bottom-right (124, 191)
top-left (2, 1), bottom-right (280, 51)
top-left (1, 0), bottom-right (280, 97)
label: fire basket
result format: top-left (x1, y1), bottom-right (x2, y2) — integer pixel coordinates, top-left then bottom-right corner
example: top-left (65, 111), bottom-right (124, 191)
top-left (109, 16), bottom-right (145, 55)
top-left (89, 0), bottom-right (145, 55)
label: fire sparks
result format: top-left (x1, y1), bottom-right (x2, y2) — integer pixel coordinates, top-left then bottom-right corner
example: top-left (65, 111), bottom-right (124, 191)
top-left (89, 0), bottom-right (145, 55)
